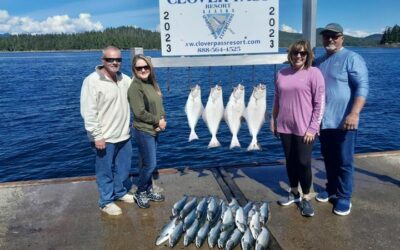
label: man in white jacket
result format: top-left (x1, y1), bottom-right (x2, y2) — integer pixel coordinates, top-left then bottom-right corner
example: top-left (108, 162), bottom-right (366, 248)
top-left (80, 46), bottom-right (133, 215)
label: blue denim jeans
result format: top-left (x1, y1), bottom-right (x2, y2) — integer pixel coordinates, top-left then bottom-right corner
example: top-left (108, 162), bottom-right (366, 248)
top-left (92, 138), bottom-right (132, 208)
top-left (133, 128), bottom-right (158, 193)
top-left (320, 129), bottom-right (357, 200)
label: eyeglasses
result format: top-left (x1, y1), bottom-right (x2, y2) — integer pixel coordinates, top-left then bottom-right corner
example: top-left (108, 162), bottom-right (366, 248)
top-left (103, 58), bottom-right (122, 63)
top-left (135, 65), bottom-right (150, 71)
top-left (292, 51), bottom-right (307, 57)
top-left (323, 34), bottom-right (343, 40)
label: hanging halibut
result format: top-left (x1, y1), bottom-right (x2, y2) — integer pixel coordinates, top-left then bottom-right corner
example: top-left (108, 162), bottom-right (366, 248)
top-left (224, 84), bottom-right (245, 149)
top-left (185, 85), bottom-right (204, 142)
top-left (202, 85), bottom-right (224, 148)
top-left (243, 84), bottom-right (267, 151)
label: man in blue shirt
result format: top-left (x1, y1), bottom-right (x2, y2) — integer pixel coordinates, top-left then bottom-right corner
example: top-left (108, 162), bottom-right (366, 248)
top-left (314, 23), bottom-right (369, 216)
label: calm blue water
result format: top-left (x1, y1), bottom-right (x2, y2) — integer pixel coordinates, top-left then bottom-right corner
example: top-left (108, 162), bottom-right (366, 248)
top-left (0, 48), bottom-right (399, 182)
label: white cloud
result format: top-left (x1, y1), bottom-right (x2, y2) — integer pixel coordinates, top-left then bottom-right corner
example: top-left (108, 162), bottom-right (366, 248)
top-left (0, 10), bottom-right (10, 21)
top-left (0, 9), bottom-right (103, 34)
top-left (343, 29), bottom-right (373, 38)
top-left (280, 24), bottom-right (300, 33)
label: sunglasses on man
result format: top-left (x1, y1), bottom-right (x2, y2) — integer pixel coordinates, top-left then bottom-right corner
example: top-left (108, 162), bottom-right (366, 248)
top-left (322, 33), bottom-right (343, 40)
top-left (103, 58), bottom-right (122, 63)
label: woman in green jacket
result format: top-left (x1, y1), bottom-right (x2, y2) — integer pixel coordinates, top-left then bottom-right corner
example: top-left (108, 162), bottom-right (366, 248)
top-left (128, 54), bottom-right (166, 209)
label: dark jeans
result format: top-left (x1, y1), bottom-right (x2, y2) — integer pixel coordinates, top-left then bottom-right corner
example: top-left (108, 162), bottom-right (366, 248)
top-left (133, 128), bottom-right (158, 193)
top-left (280, 133), bottom-right (315, 194)
top-left (320, 129), bottom-right (357, 200)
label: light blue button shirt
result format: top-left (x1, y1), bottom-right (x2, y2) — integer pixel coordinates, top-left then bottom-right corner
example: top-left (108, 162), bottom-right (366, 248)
top-left (314, 48), bottom-right (369, 129)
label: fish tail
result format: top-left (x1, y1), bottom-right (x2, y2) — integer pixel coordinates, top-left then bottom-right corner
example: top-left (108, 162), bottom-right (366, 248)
top-left (230, 135), bottom-right (241, 149)
top-left (247, 138), bottom-right (261, 151)
top-left (208, 136), bottom-right (221, 148)
top-left (189, 130), bottom-right (199, 141)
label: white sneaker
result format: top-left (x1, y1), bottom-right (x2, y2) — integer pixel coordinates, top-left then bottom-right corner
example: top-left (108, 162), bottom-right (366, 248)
top-left (118, 193), bottom-right (134, 203)
top-left (101, 202), bottom-right (122, 215)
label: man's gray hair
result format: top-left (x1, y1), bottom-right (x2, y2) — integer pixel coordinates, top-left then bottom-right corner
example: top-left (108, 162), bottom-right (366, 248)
top-left (102, 46), bottom-right (120, 57)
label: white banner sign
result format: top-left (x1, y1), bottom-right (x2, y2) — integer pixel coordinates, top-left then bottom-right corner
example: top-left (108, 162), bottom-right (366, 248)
top-left (159, 0), bottom-right (279, 56)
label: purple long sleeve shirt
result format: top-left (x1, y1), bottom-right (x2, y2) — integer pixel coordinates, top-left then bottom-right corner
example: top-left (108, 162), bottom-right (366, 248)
top-left (274, 66), bottom-right (325, 136)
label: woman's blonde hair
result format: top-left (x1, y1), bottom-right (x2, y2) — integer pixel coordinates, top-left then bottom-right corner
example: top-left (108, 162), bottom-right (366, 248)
top-left (132, 54), bottom-right (162, 96)
top-left (287, 40), bottom-right (314, 69)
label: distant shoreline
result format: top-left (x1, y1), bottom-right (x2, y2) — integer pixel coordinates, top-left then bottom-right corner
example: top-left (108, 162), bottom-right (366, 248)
top-left (1, 46), bottom-right (399, 53)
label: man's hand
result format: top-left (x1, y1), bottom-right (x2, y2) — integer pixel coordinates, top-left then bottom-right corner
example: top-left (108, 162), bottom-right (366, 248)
top-left (343, 112), bottom-right (359, 130)
top-left (95, 139), bottom-right (106, 150)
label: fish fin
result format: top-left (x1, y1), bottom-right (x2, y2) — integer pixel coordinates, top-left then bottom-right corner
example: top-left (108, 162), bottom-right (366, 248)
top-left (229, 136), bottom-right (241, 149)
top-left (208, 137), bottom-right (221, 148)
top-left (189, 130), bottom-right (199, 141)
top-left (247, 141), bottom-right (261, 151)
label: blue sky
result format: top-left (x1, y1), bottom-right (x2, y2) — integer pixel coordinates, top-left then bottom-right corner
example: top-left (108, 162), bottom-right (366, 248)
top-left (1, 0), bottom-right (399, 37)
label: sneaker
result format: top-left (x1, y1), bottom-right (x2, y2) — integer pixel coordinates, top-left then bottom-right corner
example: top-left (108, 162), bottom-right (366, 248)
top-left (147, 188), bottom-right (165, 202)
top-left (118, 193), bottom-right (134, 203)
top-left (133, 191), bottom-right (150, 209)
top-left (315, 191), bottom-right (336, 203)
top-left (333, 199), bottom-right (352, 216)
top-left (300, 199), bottom-right (315, 217)
top-left (100, 202), bottom-right (122, 215)
top-left (278, 191), bottom-right (301, 206)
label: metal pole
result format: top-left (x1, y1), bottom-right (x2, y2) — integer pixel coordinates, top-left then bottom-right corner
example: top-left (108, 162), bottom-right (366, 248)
top-left (302, 0), bottom-right (317, 49)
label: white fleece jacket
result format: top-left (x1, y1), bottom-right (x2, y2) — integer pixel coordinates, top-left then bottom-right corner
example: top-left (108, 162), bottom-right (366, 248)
top-left (80, 66), bottom-right (131, 143)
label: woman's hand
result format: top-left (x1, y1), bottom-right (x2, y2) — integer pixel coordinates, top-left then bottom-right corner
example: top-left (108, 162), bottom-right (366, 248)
top-left (303, 132), bottom-right (315, 144)
top-left (270, 118), bottom-right (279, 138)
top-left (157, 117), bottom-right (167, 131)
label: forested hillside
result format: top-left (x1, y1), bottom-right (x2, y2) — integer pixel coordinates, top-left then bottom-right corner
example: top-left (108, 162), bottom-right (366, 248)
top-left (0, 26), bottom-right (387, 51)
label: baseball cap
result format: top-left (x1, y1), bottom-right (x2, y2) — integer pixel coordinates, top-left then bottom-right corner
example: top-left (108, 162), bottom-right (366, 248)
top-left (320, 23), bottom-right (343, 34)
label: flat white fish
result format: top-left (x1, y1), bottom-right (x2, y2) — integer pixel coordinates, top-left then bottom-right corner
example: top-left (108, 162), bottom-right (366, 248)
top-left (185, 84), bottom-right (204, 142)
top-left (224, 84), bottom-right (245, 149)
top-left (202, 85), bottom-right (224, 148)
top-left (243, 84), bottom-right (267, 151)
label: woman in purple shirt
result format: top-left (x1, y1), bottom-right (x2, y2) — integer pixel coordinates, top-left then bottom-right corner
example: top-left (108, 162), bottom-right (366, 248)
top-left (270, 40), bottom-right (325, 217)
